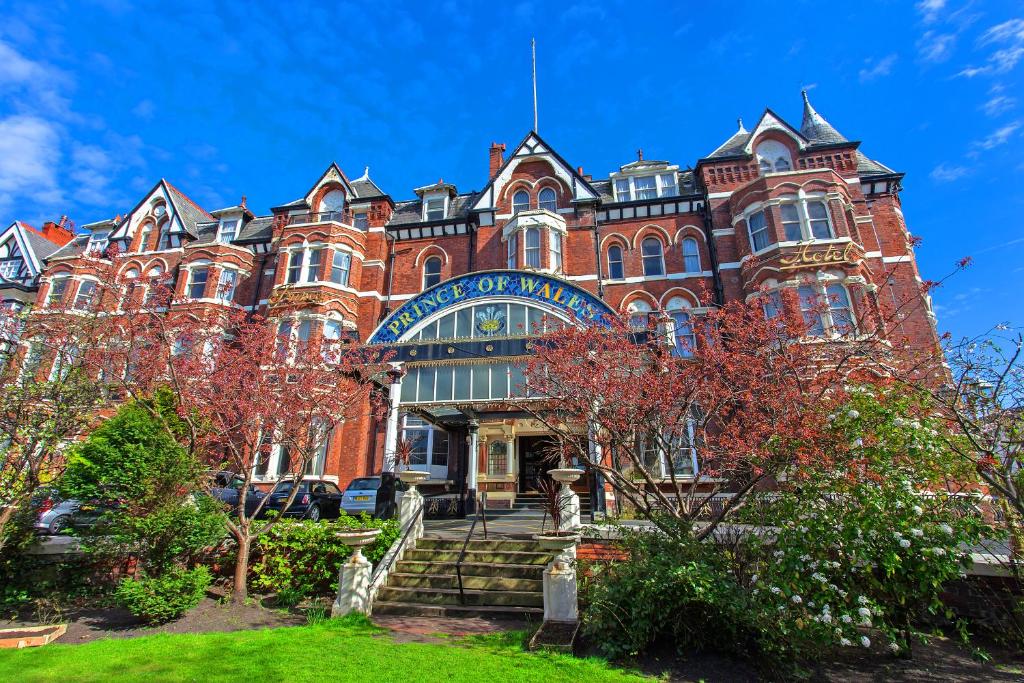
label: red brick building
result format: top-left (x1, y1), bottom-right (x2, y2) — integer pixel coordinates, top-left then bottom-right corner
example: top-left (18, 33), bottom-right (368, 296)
top-left (27, 92), bottom-right (938, 511)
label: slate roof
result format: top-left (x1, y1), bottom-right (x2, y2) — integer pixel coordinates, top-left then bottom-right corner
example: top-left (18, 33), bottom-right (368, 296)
top-left (351, 178), bottom-right (387, 199)
top-left (22, 226), bottom-right (66, 260)
top-left (165, 181), bottom-right (214, 237)
top-left (45, 234), bottom-right (90, 260)
top-left (591, 169), bottom-right (698, 203)
top-left (235, 216), bottom-right (275, 243)
top-left (855, 151), bottom-right (897, 176)
top-left (705, 121), bottom-right (752, 159)
top-left (386, 193), bottom-right (478, 227)
top-left (800, 91), bottom-right (848, 145)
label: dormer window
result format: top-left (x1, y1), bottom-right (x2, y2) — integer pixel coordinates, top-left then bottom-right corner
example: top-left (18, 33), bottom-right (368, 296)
top-left (218, 219), bottom-right (239, 243)
top-left (88, 230), bottom-right (109, 255)
top-left (423, 196), bottom-right (446, 221)
top-left (614, 173), bottom-right (677, 202)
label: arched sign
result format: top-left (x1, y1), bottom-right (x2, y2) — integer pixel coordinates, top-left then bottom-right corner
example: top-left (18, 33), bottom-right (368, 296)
top-left (368, 270), bottom-right (614, 345)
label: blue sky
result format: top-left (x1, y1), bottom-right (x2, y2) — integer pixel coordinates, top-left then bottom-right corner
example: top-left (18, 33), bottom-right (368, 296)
top-left (0, 0), bottom-right (1021, 340)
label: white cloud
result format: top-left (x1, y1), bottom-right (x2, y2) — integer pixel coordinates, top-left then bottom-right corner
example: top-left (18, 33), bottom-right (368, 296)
top-left (0, 39), bottom-right (72, 117)
top-left (981, 93), bottom-right (1016, 117)
top-left (980, 18), bottom-right (1024, 46)
top-left (956, 65), bottom-right (990, 78)
top-left (916, 0), bottom-right (946, 24)
top-left (858, 54), bottom-right (897, 82)
top-left (991, 46), bottom-right (1024, 72)
top-left (974, 121), bottom-right (1021, 150)
top-left (918, 31), bottom-right (956, 62)
top-left (132, 99), bottom-right (155, 120)
top-left (0, 115), bottom-right (64, 213)
top-left (930, 163), bottom-right (970, 182)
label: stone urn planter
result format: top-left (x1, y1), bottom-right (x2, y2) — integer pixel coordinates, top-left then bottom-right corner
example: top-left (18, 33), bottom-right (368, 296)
top-left (533, 531), bottom-right (581, 625)
top-left (533, 531), bottom-right (580, 559)
top-left (547, 468), bottom-right (583, 485)
top-left (397, 470), bottom-right (430, 493)
top-left (335, 527), bottom-right (382, 563)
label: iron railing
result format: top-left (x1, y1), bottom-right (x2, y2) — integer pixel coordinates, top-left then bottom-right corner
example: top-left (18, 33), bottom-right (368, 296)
top-left (455, 492), bottom-right (487, 605)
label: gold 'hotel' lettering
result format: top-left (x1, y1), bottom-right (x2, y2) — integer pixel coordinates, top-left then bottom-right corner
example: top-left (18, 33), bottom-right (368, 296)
top-left (383, 273), bottom-right (603, 338)
top-left (779, 242), bottom-right (857, 270)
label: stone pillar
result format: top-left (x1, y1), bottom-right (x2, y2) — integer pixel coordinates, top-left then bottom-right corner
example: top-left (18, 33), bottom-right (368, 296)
top-left (505, 436), bottom-right (515, 477)
top-left (559, 482), bottom-right (581, 533)
top-left (399, 482), bottom-right (424, 546)
top-left (465, 420), bottom-right (480, 515)
top-left (332, 550), bottom-right (372, 617)
top-left (382, 364), bottom-right (403, 473)
top-left (542, 546), bottom-right (579, 623)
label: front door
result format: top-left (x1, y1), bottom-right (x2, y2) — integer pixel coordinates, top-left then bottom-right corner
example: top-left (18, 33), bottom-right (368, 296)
top-left (518, 436), bottom-right (556, 492)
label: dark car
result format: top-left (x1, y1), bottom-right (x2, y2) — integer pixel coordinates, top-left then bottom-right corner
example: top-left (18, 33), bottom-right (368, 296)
top-left (252, 479), bottom-right (344, 521)
top-left (207, 471), bottom-right (263, 516)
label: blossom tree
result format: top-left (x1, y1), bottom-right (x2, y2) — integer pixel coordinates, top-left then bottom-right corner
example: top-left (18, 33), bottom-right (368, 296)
top-left (118, 304), bottom-right (392, 601)
top-left (515, 287), bottom-right (899, 541)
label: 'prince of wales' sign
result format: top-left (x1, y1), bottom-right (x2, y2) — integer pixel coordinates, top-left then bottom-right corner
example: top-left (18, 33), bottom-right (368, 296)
top-left (368, 270), bottom-right (615, 345)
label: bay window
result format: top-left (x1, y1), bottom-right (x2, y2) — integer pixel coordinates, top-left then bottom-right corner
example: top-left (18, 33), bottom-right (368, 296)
top-left (506, 231), bottom-right (518, 269)
top-left (666, 297), bottom-right (696, 357)
top-left (47, 276), bottom-right (69, 307)
top-left (353, 212), bottom-right (369, 230)
top-left (287, 251), bottom-right (303, 284)
top-left (781, 204), bottom-right (802, 241)
top-left (72, 281), bottom-right (96, 310)
top-left (524, 228), bottom-right (541, 268)
top-left (550, 231), bottom-right (563, 270)
top-left (217, 268), bottom-right (238, 302)
top-left (188, 267), bottom-right (208, 299)
top-left (798, 283), bottom-right (856, 337)
top-left (305, 247), bottom-right (323, 282)
top-left (776, 198), bottom-right (834, 243)
top-left (331, 251), bottom-right (351, 286)
top-left (322, 320), bottom-right (342, 363)
top-left (627, 300), bottom-right (652, 330)
top-left (748, 211), bottom-right (770, 252)
top-left (636, 424), bottom-right (698, 479)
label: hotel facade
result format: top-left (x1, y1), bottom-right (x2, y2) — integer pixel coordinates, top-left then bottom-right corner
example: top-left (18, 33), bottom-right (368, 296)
top-left (14, 93), bottom-right (940, 512)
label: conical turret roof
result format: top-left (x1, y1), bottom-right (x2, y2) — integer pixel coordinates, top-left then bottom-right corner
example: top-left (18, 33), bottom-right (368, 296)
top-left (800, 90), bottom-right (848, 145)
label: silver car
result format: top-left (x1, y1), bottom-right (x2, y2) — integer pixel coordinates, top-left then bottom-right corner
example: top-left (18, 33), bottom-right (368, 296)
top-left (33, 494), bottom-right (79, 535)
top-left (340, 475), bottom-right (406, 518)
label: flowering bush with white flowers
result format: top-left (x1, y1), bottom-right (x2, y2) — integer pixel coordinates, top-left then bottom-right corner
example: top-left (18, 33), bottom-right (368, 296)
top-left (746, 388), bottom-right (988, 658)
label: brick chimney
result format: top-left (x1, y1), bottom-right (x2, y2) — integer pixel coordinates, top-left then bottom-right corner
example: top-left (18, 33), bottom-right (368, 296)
top-left (39, 215), bottom-right (75, 246)
top-left (488, 142), bottom-right (506, 179)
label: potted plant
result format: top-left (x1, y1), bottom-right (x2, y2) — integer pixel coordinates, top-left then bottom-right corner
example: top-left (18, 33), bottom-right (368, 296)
top-left (533, 478), bottom-right (580, 554)
top-left (392, 437), bottom-right (429, 489)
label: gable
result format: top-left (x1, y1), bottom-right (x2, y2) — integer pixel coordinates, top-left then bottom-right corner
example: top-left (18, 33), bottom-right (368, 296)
top-left (0, 222), bottom-right (39, 281)
top-left (742, 109), bottom-right (808, 154)
top-left (109, 180), bottom-right (209, 243)
top-left (470, 132), bottom-right (599, 212)
top-left (304, 163), bottom-right (356, 208)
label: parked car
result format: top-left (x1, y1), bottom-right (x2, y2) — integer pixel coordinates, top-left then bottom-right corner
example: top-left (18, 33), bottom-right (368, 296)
top-left (32, 490), bottom-right (119, 535)
top-left (207, 470), bottom-right (263, 516)
top-left (340, 473), bottom-right (406, 519)
top-left (252, 479), bottom-right (345, 521)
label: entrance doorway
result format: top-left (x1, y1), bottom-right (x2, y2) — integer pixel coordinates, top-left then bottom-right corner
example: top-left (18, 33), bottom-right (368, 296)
top-left (518, 435), bottom-right (557, 492)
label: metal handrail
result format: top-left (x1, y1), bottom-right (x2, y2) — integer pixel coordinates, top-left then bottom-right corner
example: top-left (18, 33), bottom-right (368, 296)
top-left (455, 492), bottom-right (487, 605)
top-left (369, 499), bottom-right (424, 586)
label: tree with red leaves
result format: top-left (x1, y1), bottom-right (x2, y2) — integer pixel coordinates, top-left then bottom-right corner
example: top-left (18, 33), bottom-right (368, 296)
top-left (516, 287), bottom-right (902, 541)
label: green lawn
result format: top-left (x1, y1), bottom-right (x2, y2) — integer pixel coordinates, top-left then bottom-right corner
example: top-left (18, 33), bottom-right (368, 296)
top-left (0, 616), bottom-right (648, 682)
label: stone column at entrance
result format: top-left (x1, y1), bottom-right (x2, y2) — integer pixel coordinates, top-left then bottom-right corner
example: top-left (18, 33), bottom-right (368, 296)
top-left (505, 436), bottom-right (515, 477)
top-left (466, 420), bottom-right (480, 514)
top-left (382, 364), bottom-right (403, 473)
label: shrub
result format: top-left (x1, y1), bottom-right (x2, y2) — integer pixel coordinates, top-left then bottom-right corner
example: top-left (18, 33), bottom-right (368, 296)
top-left (251, 514), bottom-right (399, 602)
top-left (115, 566), bottom-right (212, 623)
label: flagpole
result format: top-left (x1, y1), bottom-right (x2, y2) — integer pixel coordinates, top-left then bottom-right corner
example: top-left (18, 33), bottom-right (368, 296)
top-left (532, 38), bottom-right (538, 132)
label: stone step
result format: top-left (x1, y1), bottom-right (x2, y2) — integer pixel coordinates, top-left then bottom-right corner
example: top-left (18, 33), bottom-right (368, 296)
top-left (376, 586), bottom-right (543, 608)
top-left (372, 601), bottom-right (543, 620)
top-left (415, 538), bottom-right (543, 553)
top-left (401, 548), bottom-right (552, 565)
top-left (387, 572), bottom-right (542, 593)
top-left (393, 560), bottom-right (546, 580)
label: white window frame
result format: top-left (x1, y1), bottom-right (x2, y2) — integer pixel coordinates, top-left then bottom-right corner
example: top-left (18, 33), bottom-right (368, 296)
top-left (777, 197), bottom-right (834, 242)
top-left (0, 258), bottom-right (21, 280)
top-left (613, 172), bottom-right (678, 202)
top-left (399, 412), bottom-right (449, 479)
top-left (47, 276), bottom-right (70, 307)
top-left (524, 228), bottom-right (541, 268)
top-left (322, 319), bottom-right (343, 363)
top-left (607, 244), bottom-right (624, 280)
top-left (550, 230), bottom-right (563, 270)
top-left (512, 190), bottom-right (530, 214)
top-left (423, 256), bottom-right (442, 289)
top-left (88, 230), bottom-right (109, 255)
top-left (681, 237), bottom-right (700, 273)
top-left (217, 219), bottom-right (239, 243)
top-left (188, 266), bottom-right (209, 299)
top-left (353, 212), bottom-right (369, 230)
top-left (637, 422), bottom-right (698, 479)
top-left (748, 210), bottom-right (770, 252)
top-left (627, 300), bottom-right (652, 330)
top-left (305, 247), bottom-right (323, 282)
top-left (538, 187), bottom-right (557, 211)
top-left (72, 280), bottom-right (97, 311)
top-left (641, 237), bottom-right (665, 277)
top-left (797, 282), bottom-right (856, 338)
top-left (330, 250), bottom-right (351, 286)
top-left (506, 231), bottom-right (518, 269)
top-left (423, 195), bottom-right (447, 221)
top-left (217, 268), bottom-right (238, 302)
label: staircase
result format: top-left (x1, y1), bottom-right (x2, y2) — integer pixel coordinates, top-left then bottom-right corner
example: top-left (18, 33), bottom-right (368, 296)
top-left (373, 537), bottom-right (552, 619)
top-left (505, 491), bottom-right (592, 518)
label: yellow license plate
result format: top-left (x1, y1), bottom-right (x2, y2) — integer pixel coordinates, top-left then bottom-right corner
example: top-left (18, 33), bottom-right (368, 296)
top-left (355, 496), bottom-right (369, 501)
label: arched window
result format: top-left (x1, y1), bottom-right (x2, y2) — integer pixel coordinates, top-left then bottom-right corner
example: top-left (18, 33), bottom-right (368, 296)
top-left (607, 244), bottom-right (624, 280)
top-left (665, 297), bottom-right (696, 357)
top-left (320, 189), bottom-right (345, 220)
top-left (156, 220), bottom-right (172, 250)
top-left (524, 228), bottom-right (541, 267)
top-left (512, 190), bottom-right (530, 214)
top-left (681, 238), bottom-right (700, 273)
top-left (755, 140), bottom-right (793, 175)
top-left (538, 187), bottom-right (557, 212)
top-left (136, 223), bottom-right (153, 252)
top-left (423, 256), bottom-right (442, 289)
top-left (641, 237), bottom-right (664, 276)
top-left (627, 300), bottom-right (652, 330)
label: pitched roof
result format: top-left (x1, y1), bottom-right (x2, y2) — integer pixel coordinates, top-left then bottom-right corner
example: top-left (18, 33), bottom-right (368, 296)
top-left (705, 118), bottom-right (752, 159)
top-left (22, 226), bottom-right (65, 260)
top-left (855, 150), bottom-right (897, 176)
top-left (386, 192), bottom-right (478, 227)
top-left (235, 216), bottom-right (275, 243)
top-left (164, 180), bottom-right (214, 237)
top-left (800, 90), bottom-right (848, 145)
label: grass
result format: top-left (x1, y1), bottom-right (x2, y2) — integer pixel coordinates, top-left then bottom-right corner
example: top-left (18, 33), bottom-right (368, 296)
top-left (0, 614), bottom-right (649, 682)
